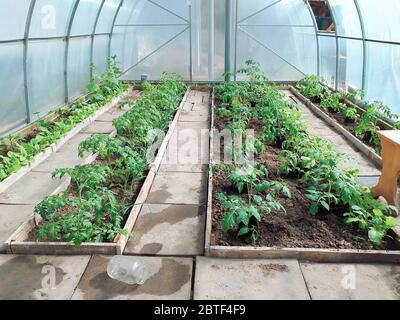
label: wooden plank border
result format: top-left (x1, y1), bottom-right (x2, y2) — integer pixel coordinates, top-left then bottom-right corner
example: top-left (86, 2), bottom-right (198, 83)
top-left (205, 85), bottom-right (400, 263)
top-left (6, 88), bottom-right (190, 256)
top-left (0, 88), bottom-right (138, 194)
top-left (288, 86), bottom-right (382, 167)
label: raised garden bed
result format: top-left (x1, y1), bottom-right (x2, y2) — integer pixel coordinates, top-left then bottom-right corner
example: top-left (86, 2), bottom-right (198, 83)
top-left (6, 80), bottom-right (190, 255)
top-left (289, 86), bottom-right (383, 167)
top-left (205, 63), bottom-right (400, 263)
top-left (0, 58), bottom-right (135, 193)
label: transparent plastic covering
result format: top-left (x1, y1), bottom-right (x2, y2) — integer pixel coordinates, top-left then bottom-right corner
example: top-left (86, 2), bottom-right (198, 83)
top-left (0, 0), bottom-right (400, 136)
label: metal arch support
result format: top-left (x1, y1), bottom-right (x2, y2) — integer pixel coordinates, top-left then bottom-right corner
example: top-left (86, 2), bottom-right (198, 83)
top-left (225, 0), bottom-right (233, 81)
top-left (325, 0), bottom-right (339, 90)
top-left (305, 0), bottom-right (320, 76)
top-left (108, 0), bottom-right (124, 59)
top-left (23, 0), bottom-right (37, 124)
top-left (353, 0), bottom-right (367, 92)
top-left (90, 0), bottom-right (106, 80)
top-left (237, 0), bottom-right (282, 24)
top-left (64, 0), bottom-right (81, 103)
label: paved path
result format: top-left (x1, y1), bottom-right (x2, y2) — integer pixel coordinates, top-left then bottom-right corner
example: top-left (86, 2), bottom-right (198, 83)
top-left (0, 89), bottom-right (398, 300)
top-left (280, 89), bottom-right (381, 182)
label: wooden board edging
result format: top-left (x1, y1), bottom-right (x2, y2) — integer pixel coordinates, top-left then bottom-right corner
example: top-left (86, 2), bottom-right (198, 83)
top-left (0, 89), bottom-right (136, 194)
top-left (6, 88), bottom-right (190, 256)
top-left (205, 86), bottom-right (400, 263)
top-left (289, 86), bottom-right (382, 168)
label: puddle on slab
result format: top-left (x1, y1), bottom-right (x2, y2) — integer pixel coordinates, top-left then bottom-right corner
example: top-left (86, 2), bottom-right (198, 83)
top-left (0, 256), bottom-right (66, 300)
top-left (81, 256), bottom-right (191, 300)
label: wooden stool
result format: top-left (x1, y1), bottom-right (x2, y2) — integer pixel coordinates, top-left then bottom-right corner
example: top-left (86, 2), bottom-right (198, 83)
top-left (371, 130), bottom-right (400, 206)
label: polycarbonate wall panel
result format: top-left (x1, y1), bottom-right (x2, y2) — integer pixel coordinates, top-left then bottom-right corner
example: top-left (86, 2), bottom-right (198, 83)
top-left (191, 0), bottom-right (225, 81)
top-left (328, 0), bottom-right (361, 37)
top-left (30, 0), bottom-right (75, 38)
top-left (28, 39), bottom-right (65, 117)
top-left (96, 0), bottom-right (121, 34)
top-left (337, 38), bottom-right (363, 91)
top-left (319, 35), bottom-right (336, 88)
top-left (236, 0), bottom-right (317, 81)
top-left (365, 42), bottom-right (400, 115)
top-left (68, 37), bottom-right (92, 99)
top-left (71, 0), bottom-right (103, 36)
top-left (93, 34), bottom-right (110, 74)
top-left (0, 43), bottom-right (26, 135)
top-left (0, 0), bottom-right (31, 41)
top-left (357, 0), bottom-right (400, 42)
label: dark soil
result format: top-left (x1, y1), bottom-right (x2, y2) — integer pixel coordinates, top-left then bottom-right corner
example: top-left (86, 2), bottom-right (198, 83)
top-left (212, 104), bottom-right (395, 251)
top-left (309, 97), bottom-right (381, 152)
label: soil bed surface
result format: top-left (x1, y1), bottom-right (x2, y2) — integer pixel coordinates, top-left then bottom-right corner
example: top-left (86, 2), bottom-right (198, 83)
top-left (211, 106), bottom-right (395, 251)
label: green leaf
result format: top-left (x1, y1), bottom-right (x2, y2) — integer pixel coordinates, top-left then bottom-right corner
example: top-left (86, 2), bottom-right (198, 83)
top-left (368, 228), bottom-right (384, 245)
top-left (238, 227), bottom-right (250, 237)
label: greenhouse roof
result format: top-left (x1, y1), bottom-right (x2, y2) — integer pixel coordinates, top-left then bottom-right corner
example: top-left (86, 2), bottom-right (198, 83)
top-left (1, 0), bottom-right (399, 136)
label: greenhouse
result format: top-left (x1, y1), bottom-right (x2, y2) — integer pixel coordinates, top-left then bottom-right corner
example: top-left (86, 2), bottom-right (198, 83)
top-left (0, 0), bottom-right (399, 302)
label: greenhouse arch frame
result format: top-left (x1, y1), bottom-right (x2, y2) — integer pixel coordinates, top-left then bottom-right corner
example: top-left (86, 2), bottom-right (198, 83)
top-left (1, 0), bottom-right (399, 136)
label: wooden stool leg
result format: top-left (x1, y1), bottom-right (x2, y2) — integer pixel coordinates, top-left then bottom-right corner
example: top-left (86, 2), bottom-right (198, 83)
top-left (371, 139), bottom-right (400, 206)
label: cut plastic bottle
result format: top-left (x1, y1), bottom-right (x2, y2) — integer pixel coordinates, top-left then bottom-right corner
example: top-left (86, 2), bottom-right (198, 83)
top-left (107, 256), bottom-right (150, 285)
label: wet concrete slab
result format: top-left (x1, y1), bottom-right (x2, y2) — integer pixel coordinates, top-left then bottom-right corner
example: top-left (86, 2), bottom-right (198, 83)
top-left (194, 258), bottom-right (310, 300)
top-left (81, 121), bottom-right (115, 134)
top-left (0, 205), bottom-right (35, 245)
top-left (0, 255), bottom-right (90, 300)
top-left (146, 172), bottom-right (208, 205)
top-left (300, 263), bottom-right (400, 300)
top-left (0, 171), bottom-right (67, 205)
top-left (32, 133), bottom-right (92, 173)
top-left (96, 108), bottom-right (127, 122)
top-left (125, 204), bottom-right (205, 256)
top-left (72, 255), bottom-right (193, 300)
top-left (161, 124), bottom-right (210, 171)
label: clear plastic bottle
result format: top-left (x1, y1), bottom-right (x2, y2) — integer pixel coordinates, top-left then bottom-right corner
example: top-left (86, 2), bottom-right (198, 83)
top-left (107, 256), bottom-right (150, 285)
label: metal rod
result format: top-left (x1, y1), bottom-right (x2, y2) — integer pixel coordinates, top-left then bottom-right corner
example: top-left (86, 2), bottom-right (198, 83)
top-left (120, 27), bottom-right (190, 77)
top-left (189, 2), bottom-right (193, 81)
top-left (325, 0), bottom-right (339, 90)
top-left (90, 0), bottom-right (106, 80)
top-left (225, 0), bottom-right (233, 81)
top-left (354, 0), bottom-right (367, 92)
top-left (238, 27), bottom-right (306, 76)
top-left (108, 0), bottom-right (124, 59)
top-left (23, 0), bottom-right (36, 124)
top-left (114, 23), bottom-right (188, 27)
top-left (148, 0), bottom-right (189, 23)
top-left (233, 0), bottom-right (238, 81)
top-left (208, 0), bottom-right (215, 80)
top-left (237, 0), bottom-right (281, 24)
top-left (64, 0), bottom-right (81, 103)
top-left (305, 0), bottom-right (320, 76)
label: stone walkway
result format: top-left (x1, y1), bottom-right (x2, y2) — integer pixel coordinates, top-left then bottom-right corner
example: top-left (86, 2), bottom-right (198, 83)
top-left (0, 89), bottom-right (398, 300)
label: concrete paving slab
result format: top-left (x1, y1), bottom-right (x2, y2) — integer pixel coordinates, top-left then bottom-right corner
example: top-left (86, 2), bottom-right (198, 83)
top-left (146, 172), bottom-right (208, 205)
top-left (162, 126), bottom-right (210, 168)
top-left (96, 108), bottom-right (127, 122)
top-left (194, 258), bottom-right (310, 300)
top-left (300, 263), bottom-right (400, 300)
top-left (72, 255), bottom-right (193, 300)
top-left (81, 121), bottom-right (115, 134)
top-left (340, 152), bottom-right (381, 176)
top-left (0, 205), bottom-right (35, 244)
top-left (0, 255), bottom-right (90, 300)
top-left (179, 112), bottom-right (210, 123)
top-left (32, 133), bottom-right (92, 172)
top-left (125, 204), bottom-right (205, 256)
top-left (0, 171), bottom-right (67, 205)
top-left (357, 176), bottom-right (380, 187)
